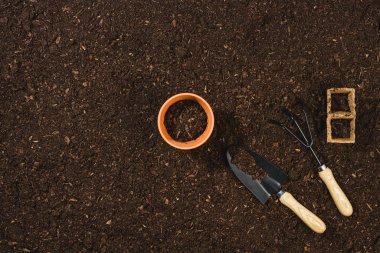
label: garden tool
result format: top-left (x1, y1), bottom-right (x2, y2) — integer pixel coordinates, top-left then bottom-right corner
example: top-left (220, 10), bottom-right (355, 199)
top-left (226, 145), bottom-right (326, 233)
top-left (269, 108), bottom-right (353, 216)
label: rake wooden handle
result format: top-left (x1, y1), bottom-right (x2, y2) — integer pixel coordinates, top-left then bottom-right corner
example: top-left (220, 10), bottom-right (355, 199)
top-left (279, 192), bottom-right (326, 234)
top-left (319, 168), bottom-right (353, 216)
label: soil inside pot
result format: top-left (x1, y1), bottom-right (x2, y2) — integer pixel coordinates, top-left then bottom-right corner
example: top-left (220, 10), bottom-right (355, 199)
top-left (165, 100), bottom-right (207, 142)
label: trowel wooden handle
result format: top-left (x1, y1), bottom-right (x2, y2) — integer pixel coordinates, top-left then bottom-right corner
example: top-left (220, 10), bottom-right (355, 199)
top-left (279, 192), bottom-right (326, 234)
top-left (319, 168), bottom-right (353, 216)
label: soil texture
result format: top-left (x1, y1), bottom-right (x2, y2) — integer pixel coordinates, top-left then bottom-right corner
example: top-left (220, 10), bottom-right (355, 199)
top-left (331, 119), bottom-right (352, 139)
top-left (0, 0), bottom-right (379, 252)
top-left (165, 100), bottom-right (207, 142)
top-left (331, 93), bottom-right (351, 112)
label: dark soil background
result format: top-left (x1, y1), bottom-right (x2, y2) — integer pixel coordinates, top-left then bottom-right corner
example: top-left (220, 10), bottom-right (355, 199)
top-left (0, 0), bottom-right (379, 252)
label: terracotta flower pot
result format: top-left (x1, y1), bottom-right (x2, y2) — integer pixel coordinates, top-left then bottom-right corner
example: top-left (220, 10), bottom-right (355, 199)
top-left (158, 93), bottom-right (214, 150)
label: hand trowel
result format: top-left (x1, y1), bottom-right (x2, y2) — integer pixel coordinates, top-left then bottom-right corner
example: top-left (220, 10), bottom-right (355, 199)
top-left (226, 145), bottom-right (326, 234)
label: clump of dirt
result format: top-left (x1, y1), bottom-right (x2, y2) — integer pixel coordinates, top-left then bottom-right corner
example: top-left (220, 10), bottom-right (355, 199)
top-left (165, 100), bottom-right (207, 141)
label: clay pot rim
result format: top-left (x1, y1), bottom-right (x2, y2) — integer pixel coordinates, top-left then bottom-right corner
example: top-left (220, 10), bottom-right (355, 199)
top-left (157, 93), bottom-right (214, 150)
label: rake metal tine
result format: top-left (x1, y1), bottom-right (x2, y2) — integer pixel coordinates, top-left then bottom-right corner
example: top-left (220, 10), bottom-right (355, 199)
top-left (281, 109), bottom-right (311, 147)
top-left (292, 115), bottom-right (311, 147)
top-left (272, 107), bottom-right (322, 166)
top-left (282, 125), bottom-right (309, 147)
top-left (302, 109), bottom-right (314, 146)
top-left (269, 115), bottom-right (304, 145)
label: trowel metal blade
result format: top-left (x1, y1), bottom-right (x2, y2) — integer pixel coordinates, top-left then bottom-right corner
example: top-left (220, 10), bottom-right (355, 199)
top-left (261, 176), bottom-right (282, 195)
top-left (244, 148), bottom-right (288, 185)
top-left (226, 150), bottom-right (271, 204)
